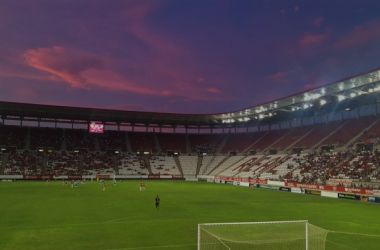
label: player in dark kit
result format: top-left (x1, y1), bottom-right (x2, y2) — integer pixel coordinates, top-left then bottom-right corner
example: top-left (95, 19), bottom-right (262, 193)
top-left (155, 195), bottom-right (160, 210)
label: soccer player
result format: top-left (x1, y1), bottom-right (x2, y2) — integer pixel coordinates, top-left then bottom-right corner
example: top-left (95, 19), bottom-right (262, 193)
top-left (142, 183), bottom-right (145, 191)
top-left (139, 183), bottom-right (142, 191)
top-left (155, 195), bottom-right (160, 210)
top-left (103, 182), bottom-right (106, 191)
top-left (113, 179), bottom-right (117, 186)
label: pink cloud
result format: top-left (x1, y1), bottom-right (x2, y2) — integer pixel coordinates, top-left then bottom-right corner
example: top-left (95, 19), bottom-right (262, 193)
top-left (304, 84), bottom-right (314, 89)
top-left (207, 87), bottom-right (221, 93)
top-left (22, 46), bottom-right (231, 102)
top-left (299, 33), bottom-right (328, 47)
top-left (266, 71), bottom-right (290, 84)
top-left (294, 6), bottom-right (299, 12)
top-left (312, 17), bottom-right (324, 27)
top-left (23, 46), bottom-right (104, 88)
top-left (332, 21), bottom-right (380, 50)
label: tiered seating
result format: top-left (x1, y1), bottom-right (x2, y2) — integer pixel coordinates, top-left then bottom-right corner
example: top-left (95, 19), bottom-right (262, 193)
top-left (118, 154), bottom-right (149, 175)
top-left (219, 156), bottom-right (253, 177)
top-left (45, 151), bottom-right (80, 175)
top-left (128, 132), bottom-right (156, 152)
top-left (189, 134), bottom-right (225, 154)
top-left (156, 133), bottom-right (187, 153)
top-left (199, 155), bottom-right (226, 175)
top-left (98, 131), bottom-right (127, 151)
top-left (149, 155), bottom-right (180, 175)
top-left (237, 155), bottom-right (286, 178)
top-left (83, 152), bottom-right (115, 175)
top-left (65, 129), bottom-right (96, 151)
top-left (328, 150), bottom-right (379, 181)
top-left (222, 132), bottom-right (267, 153)
top-left (248, 129), bottom-right (291, 152)
top-left (357, 117), bottom-right (380, 144)
top-left (322, 116), bottom-right (378, 146)
top-left (290, 151), bottom-right (351, 184)
top-left (5, 151), bottom-right (43, 175)
top-left (209, 155), bottom-right (246, 176)
top-left (294, 121), bottom-right (342, 149)
top-left (188, 134), bottom-right (225, 154)
top-left (178, 155), bottom-right (198, 176)
top-left (258, 155), bottom-right (296, 180)
top-left (30, 127), bottom-right (63, 150)
top-left (270, 126), bottom-right (314, 151)
top-left (0, 126), bottom-right (28, 149)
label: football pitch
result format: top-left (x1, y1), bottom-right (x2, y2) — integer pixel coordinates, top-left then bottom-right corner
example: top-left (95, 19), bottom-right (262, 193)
top-left (1, 180), bottom-right (380, 250)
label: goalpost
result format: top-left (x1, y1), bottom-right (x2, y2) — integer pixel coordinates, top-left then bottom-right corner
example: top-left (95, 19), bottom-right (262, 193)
top-left (198, 220), bottom-right (328, 250)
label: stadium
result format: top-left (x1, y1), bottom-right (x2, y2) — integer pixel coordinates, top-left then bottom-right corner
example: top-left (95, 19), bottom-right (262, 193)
top-left (1, 67), bottom-right (380, 249)
top-left (2, 1), bottom-right (380, 249)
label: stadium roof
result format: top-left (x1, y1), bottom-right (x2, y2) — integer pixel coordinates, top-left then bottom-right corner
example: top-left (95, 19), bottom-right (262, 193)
top-left (1, 67), bottom-right (380, 129)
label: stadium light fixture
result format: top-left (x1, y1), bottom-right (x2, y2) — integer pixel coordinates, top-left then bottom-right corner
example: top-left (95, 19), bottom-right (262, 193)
top-left (350, 93), bottom-right (356, 98)
top-left (320, 99), bottom-right (326, 105)
top-left (259, 114), bottom-right (264, 119)
top-left (337, 95), bottom-right (345, 101)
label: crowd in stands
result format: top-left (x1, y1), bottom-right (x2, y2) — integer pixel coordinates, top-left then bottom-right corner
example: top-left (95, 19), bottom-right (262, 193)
top-left (192, 142), bottom-right (218, 154)
top-left (4, 151), bottom-right (43, 175)
top-left (2, 123), bottom-right (380, 191)
top-left (118, 154), bottom-right (148, 175)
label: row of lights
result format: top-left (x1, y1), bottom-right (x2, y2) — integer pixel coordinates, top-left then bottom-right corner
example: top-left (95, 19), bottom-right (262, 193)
top-left (221, 84), bottom-right (380, 124)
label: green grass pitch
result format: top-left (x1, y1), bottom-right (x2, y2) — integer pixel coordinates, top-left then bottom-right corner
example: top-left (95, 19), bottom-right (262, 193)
top-left (1, 180), bottom-right (380, 249)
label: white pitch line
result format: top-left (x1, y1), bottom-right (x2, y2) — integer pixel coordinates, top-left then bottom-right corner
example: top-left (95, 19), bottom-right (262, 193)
top-left (329, 230), bottom-right (380, 238)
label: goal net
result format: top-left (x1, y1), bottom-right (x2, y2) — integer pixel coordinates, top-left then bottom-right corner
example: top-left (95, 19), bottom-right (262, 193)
top-left (198, 220), bottom-right (328, 250)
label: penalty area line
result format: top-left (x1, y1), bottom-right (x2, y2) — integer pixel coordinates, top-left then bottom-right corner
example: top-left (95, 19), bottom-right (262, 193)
top-left (329, 230), bottom-right (380, 238)
top-left (108, 243), bottom-right (197, 250)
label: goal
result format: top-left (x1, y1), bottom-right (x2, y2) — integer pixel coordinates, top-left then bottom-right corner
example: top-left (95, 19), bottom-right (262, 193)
top-left (198, 220), bottom-right (328, 250)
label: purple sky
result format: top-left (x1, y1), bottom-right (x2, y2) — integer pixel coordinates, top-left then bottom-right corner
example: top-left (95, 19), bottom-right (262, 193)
top-left (1, 0), bottom-right (380, 114)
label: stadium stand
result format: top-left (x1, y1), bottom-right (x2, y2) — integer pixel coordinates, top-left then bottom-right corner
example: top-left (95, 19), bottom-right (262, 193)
top-left (30, 127), bottom-right (63, 150)
top-left (1, 114), bottom-right (380, 191)
top-left (128, 132), bottom-right (156, 153)
top-left (188, 134), bottom-right (225, 154)
top-left (155, 133), bottom-right (187, 154)
top-left (98, 130), bottom-right (127, 151)
top-left (0, 126), bottom-right (28, 149)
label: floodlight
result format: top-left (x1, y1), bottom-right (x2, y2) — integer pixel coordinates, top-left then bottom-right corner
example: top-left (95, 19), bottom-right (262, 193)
top-left (320, 99), bottom-right (326, 105)
top-left (337, 95), bottom-right (345, 101)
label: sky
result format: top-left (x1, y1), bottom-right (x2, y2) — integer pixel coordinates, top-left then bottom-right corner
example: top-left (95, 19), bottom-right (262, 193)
top-left (1, 0), bottom-right (380, 114)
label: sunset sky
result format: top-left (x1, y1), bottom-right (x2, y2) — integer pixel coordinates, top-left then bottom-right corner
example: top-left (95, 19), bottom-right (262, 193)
top-left (1, 0), bottom-right (380, 114)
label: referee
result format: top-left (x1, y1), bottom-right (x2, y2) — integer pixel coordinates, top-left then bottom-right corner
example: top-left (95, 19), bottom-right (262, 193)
top-left (155, 195), bottom-right (160, 210)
